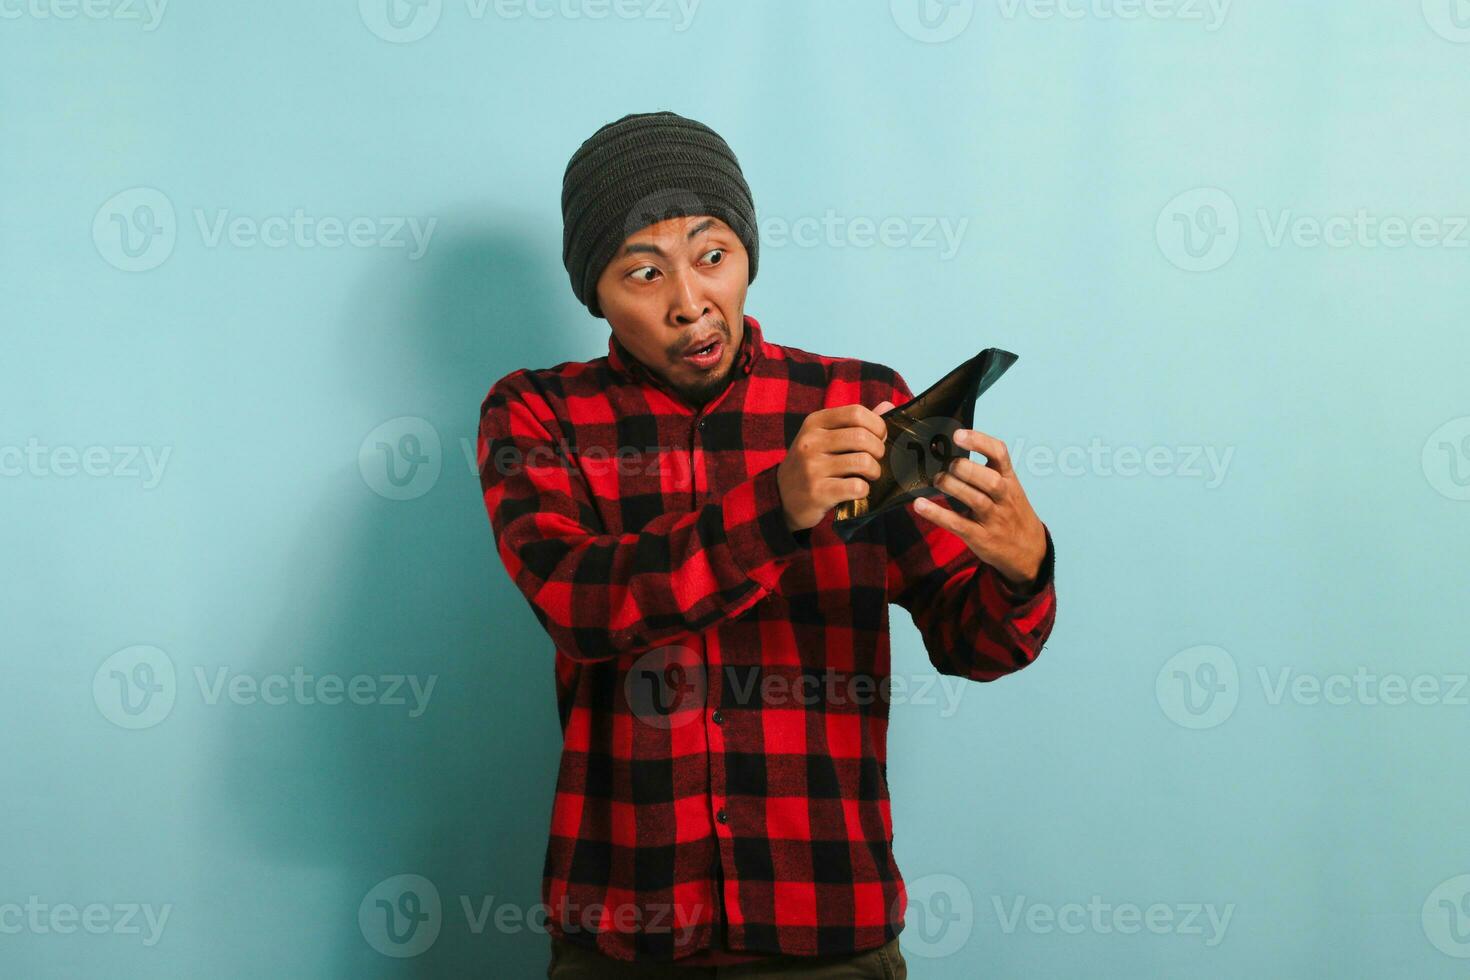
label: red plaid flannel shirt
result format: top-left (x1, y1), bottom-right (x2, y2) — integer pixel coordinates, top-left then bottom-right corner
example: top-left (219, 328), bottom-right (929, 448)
top-left (476, 314), bottom-right (1056, 965)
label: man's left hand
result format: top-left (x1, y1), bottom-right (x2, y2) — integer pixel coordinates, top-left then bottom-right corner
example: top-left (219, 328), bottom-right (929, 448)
top-left (911, 428), bottom-right (1048, 591)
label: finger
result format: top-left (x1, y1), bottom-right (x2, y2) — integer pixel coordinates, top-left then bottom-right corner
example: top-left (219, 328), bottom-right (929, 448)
top-left (820, 475), bottom-right (872, 505)
top-left (944, 457), bottom-right (1005, 502)
top-left (810, 404), bottom-right (871, 429)
top-left (872, 400), bottom-right (896, 416)
top-left (815, 425), bottom-right (886, 460)
top-left (813, 404), bottom-right (887, 442)
top-left (935, 470), bottom-right (996, 519)
top-left (822, 451), bottom-right (883, 482)
top-left (955, 429), bottom-right (1012, 476)
top-left (912, 495), bottom-right (979, 542)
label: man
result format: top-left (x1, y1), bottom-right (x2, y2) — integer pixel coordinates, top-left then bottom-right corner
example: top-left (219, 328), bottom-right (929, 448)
top-left (477, 111), bottom-right (1057, 977)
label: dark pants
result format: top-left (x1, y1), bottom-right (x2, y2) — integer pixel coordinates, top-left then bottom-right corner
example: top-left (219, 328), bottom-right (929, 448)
top-left (547, 937), bottom-right (908, 979)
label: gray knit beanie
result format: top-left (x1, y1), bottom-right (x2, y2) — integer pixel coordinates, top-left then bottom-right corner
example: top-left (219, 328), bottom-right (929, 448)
top-left (561, 110), bottom-right (759, 319)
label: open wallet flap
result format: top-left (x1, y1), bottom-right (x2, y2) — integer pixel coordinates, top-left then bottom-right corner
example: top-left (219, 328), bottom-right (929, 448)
top-left (831, 347), bottom-right (1019, 541)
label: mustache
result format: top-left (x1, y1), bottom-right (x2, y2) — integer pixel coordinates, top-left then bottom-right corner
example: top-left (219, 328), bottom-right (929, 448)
top-left (667, 319), bottom-right (730, 359)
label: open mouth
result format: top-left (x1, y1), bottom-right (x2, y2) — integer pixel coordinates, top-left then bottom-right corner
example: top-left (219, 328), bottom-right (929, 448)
top-left (681, 338), bottom-right (723, 369)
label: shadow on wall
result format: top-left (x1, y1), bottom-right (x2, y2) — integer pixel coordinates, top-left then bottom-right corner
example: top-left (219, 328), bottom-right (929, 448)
top-left (205, 220), bottom-right (585, 978)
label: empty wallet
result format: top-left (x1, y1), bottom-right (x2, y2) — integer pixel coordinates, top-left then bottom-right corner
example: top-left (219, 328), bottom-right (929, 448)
top-left (831, 347), bottom-right (1019, 541)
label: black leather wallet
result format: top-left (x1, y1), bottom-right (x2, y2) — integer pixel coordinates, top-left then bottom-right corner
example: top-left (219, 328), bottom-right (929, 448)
top-left (832, 347), bottom-right (1019, 541)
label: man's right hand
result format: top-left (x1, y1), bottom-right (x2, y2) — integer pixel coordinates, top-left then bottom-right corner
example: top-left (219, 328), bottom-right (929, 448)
top-left (776, 401), bottom-right (894, 532)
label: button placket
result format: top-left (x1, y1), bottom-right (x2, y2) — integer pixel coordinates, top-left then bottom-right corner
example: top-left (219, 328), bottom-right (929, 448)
top-left (689, 385), bottom-right (737, 853)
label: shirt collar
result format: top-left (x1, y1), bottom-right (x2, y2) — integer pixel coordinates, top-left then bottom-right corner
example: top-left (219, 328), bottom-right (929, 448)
top-left (607, 314), bottom-right (764, 392)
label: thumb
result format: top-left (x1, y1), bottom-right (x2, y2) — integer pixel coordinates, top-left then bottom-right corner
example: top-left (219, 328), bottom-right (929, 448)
top-left (872, 400), bottom-right (896, 415)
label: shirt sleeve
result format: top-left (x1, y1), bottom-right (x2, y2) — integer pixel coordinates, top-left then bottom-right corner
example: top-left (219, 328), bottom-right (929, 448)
top-left (477, 370), bottom-right (805, 663)
top-left (881, 371), bottom-right (1057, 682)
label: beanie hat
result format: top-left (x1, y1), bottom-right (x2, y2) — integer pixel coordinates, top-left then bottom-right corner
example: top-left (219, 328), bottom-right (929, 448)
top-left (561, 110), bottom-right (759, 319)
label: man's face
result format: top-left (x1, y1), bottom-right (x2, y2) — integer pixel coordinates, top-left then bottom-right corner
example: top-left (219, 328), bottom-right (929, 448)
top-left (595, 214), bottom-right (748, 406)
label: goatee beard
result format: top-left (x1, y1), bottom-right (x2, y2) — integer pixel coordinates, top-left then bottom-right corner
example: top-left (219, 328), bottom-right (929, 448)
top-left (671, 318), bottom-right (736, 406)
top-left (678, 369), bottom-right (733, 406)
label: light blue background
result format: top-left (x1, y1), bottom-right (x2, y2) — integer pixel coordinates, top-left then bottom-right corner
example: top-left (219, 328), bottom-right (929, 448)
top-left (5, 1), bottom-right (1469, 976)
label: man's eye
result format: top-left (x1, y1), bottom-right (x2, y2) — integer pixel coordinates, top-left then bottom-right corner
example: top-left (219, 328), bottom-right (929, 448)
top-left (703, 249), bottom-right (724, 265)
top-left (630, 266), bottom-right (658, 283)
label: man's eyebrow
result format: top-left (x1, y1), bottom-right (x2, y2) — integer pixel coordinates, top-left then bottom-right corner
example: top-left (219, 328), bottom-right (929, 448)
top-left (620, 218), bottom-right (719, 258)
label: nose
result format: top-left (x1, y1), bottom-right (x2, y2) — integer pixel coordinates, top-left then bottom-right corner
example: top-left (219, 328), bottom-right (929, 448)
top-left (667, 268), bottom-right (709, 326)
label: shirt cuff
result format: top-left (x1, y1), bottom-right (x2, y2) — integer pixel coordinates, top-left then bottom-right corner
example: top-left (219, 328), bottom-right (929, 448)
top-left (720, 464), bottom-right (805, 591)
top-left (981, 523), bottom-right (1055, 607)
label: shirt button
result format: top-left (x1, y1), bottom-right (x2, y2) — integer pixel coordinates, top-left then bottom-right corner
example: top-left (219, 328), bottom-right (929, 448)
top-left (711, 709), bottom-right (724, 725)
top-left (697, 419), bottom-right (707, 430)
top-left (716, 809), bottom-right (729, 824)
